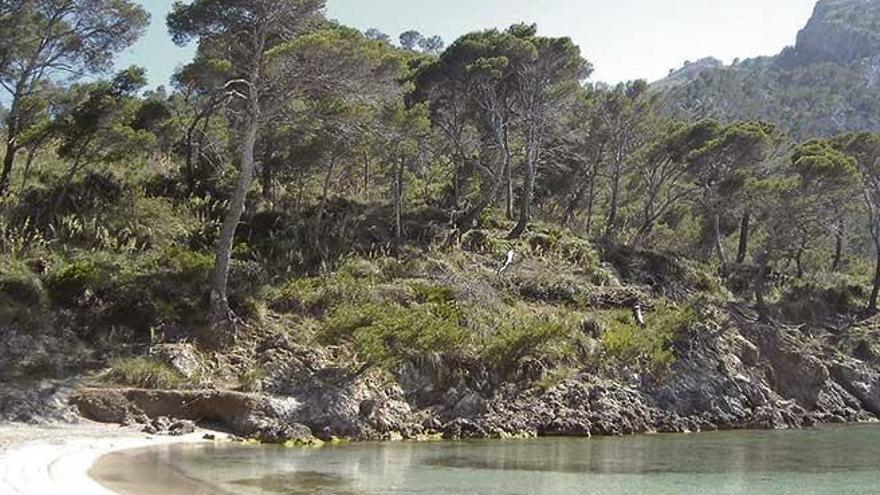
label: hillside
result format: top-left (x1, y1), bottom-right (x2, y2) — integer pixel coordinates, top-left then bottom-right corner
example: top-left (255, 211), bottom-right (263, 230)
top-left (656, 0), bottom-right (880, 139)
top-left (3, 0), bottom-right (880, 446)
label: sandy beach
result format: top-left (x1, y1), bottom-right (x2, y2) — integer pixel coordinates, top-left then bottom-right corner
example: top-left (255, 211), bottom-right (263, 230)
top-left (0, 422), bottom-right (227, 495)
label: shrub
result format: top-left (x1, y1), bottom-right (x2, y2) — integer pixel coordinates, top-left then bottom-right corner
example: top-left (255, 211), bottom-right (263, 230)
top-left (0, 259), bottom-right (48, 326)
top-left (599, 303), bottom-right (697, 375)
top-left (461, 229), bottom-right (497, 254)
top-left (107, 357), bottom-right (186, 389)
top-left (508, 271), bottom-right (587, 306)
top-left (778, 277), bottom-right (866, 323)
top-left (44, 256), bottom-right (114, 307)
top-left (319, 301), bottom-right (472, 369)
top-left (273, 272), bottom-right (369, 316)
top-left (0, 260), bottom-right (47, 307)
top-left (44, 247), bottom-right (216, 336)
top-left (480, 311), bottom-right (579, 372)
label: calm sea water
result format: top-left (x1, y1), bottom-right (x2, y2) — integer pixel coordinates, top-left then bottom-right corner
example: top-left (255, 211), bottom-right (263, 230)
top-left (91, 424), bottom-right (880, 495)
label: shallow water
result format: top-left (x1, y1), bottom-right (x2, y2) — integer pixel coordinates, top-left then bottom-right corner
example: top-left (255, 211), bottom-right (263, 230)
top-left (91, 424), bottom-right (880, 495)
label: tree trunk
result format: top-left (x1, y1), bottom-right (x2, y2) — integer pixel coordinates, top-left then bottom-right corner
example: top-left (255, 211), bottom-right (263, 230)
top-left (261, 158), bottom-right (273, 203)
top-left (0, 130), bottom-right (17, 196)
top-left (585, 169), bottom-right (597, 235)
top-left (795, 248), bottom-right (805, 279)
top-left (260, 137), bottom-right (277, 206)
top-left (209, 110), bottom-right (259, 325)
top-left (509, 141), bottom-right (537, 239)
top-left (19, 147), bottom-right (37, 191)
top-left (505, 132), bottom-right (514, 220)
top-left (713, 211), bottom-right (728, 269)
top-left (394, 156), bottom-right (404, 247)
top-left (736, 211), bottom-right (750, 264)
top-left (457, 118), bottom-right (508, 231)
top-left (832, 218), bottom-right (845, 272)
top-left (869, 237), bottom-right (880, 314)
top-left (452, 155), bottom-right (460, 209)
top-left (605, 163), bottom-right (621, 239)
top-left (754, 258), bottom-right (769, 322)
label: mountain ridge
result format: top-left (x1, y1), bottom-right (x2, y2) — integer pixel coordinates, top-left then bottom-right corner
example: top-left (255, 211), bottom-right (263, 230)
top-left (655, 0), bottom-right (880, 138)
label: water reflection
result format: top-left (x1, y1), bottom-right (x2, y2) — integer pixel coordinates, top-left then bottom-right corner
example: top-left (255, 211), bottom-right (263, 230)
top-left (92, 425), bottom-right (880, 495)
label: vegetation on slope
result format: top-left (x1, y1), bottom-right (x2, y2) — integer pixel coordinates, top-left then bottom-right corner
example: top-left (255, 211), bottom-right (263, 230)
top-left (1, 0), bottom-right (879, 396)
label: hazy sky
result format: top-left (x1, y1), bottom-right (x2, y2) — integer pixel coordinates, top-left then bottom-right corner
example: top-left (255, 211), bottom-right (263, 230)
top-left (118, 0), bottom-right (819, 89)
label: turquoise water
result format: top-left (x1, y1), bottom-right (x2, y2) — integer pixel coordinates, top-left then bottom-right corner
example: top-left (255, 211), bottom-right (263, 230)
top-left (91, 424), bottom-right (880, 495)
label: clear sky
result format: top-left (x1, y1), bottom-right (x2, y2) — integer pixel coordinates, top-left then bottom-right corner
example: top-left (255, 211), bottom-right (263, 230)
top-left (118, 0), bottom-right (819, 90)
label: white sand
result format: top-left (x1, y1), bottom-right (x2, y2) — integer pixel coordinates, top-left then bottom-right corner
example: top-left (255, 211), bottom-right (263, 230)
top-left (0, 423), bottom-right (228, 495)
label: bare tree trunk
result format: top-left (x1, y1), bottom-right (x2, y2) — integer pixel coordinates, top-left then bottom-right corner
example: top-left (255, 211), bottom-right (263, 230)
top-left (585, 170), bottom-right (597, 235)
top-left (394, 156), bottom-right (404, 247)
top-left (755, 257), bottom-right (769, 322)
top-left (736, 211), bottom-right (750, 264)
top-left (509, 137), bottom-right (537, 239)
top-left (19, 147), bottom-right (37, 191)
top-left (869, 236), bottom-right (880, 314)
top-left (0, 126), bottom-right (17, 196)
top-left (832, 218), bottom-right (845, 272)
top-left (505, 129), bottom-right (514, 220)
top-left (458, 119), bottom-right (508, 231)
top-left (713, 212), bottom-right (728, 269)
top-left (209, 110), bottom-right (259, 325)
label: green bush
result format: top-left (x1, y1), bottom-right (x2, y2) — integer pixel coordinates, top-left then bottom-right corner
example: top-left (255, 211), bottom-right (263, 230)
top-left (107, 357), bottom-right (186, 389)
top-left (0, 259), bottom-right (48, 326)
top-left (461, 229), bottom-right (493, 254)
top-left (509, 272), bottom-right (587, 305)
top-left (44, 256), bottom-right (114, 307)
top-left (273, 272), bottom-right (369, 316)
top-left (599, 304), bottom-right (697, 375)
top-left (319, 301), bottom-right (472, 368)
top-left (480, 311), bottom-right (579, 372)
top-left (525, 227), bottom-right (599, 269)
top-left (44, 247), bottom-right (217, 336)
top-left (0, 260), bottom-right (47, 307)
top-left (778, 277), bottom-right (866, 323)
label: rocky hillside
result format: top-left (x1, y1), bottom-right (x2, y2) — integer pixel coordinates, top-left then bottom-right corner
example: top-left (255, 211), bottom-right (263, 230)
top-left (6, 225), bottom-right (880, 443)
top-left (656, 0), bottom-right (880, 139)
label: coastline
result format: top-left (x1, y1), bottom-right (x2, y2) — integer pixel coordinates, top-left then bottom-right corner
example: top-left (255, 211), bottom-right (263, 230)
top-left (0, 422), bottom-right (229, 495)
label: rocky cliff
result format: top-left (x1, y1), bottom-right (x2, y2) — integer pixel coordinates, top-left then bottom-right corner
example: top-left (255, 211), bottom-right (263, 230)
top-left (656, 0), bottom-right (880, 139)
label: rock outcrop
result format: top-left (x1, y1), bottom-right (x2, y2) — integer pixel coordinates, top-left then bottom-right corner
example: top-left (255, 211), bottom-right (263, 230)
top-left (793, 0), bottom-right (880, 65)
top-left (70, 306), bottom-right (880, 442)
top-left (656, 0), bottom-right (880, 139)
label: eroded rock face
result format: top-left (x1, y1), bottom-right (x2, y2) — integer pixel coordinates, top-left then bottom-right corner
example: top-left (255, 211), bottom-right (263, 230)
top-left (149, 343), bottom-right (206, 382)
top-left (71, 388), bottom-right (315, 444)
top-left (794, 0), bottom-right (880, 64)
top-left (68, 304), bottom-right (880, 443)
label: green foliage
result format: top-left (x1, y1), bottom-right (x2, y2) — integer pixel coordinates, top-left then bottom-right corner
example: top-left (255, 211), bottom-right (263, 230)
top-left (778, 276), bottom-right (867, 323)
top-left (319, 301), bottom-right (472, 368)
top-left (0, 259), bottom-right (48, 326)
top-left (44, 247), bottom-right (218, 336)
top-left (107, 358), bottom-right (186, 390)
top-left (599, 304), bottom-right (698, 375)
top-left (479, 309), bottom-right (580, 372)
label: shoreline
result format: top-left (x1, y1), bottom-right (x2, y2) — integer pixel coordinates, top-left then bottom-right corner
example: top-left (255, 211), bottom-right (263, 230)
top-left (2, 419), bottom-right (879, 495)
top-left (0, 422), bottom-right (229, 495)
